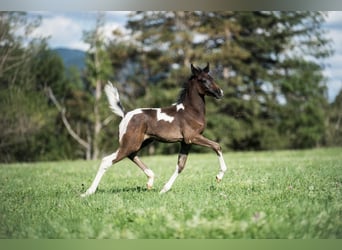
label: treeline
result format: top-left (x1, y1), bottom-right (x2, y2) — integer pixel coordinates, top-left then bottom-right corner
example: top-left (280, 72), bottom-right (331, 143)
top-left (0, 11), bottom-right (341, 162)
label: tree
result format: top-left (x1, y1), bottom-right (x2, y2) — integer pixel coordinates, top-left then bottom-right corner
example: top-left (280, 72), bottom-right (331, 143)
top-left (123, 11), bottom-right (331, 151)
top-left (47, 13), bottom-right (115, 160)
top-left (83, 13), bottom-right (114, 159)
top-left (279, 59), bottom-right (328, 148)
top-left (326, 89), bottom-right (342, 146)
top-left (0, 12), bottom-right (50, 162)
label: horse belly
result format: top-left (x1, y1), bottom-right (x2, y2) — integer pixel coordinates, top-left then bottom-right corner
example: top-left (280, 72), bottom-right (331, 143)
top-left (147, 121), bottom-right (183, 142)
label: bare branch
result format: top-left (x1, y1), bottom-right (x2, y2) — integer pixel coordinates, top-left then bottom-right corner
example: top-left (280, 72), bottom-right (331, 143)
top-left (102, 115), bottom-right (114, 127)
top-left (45, 87), bottom-right (90, 150)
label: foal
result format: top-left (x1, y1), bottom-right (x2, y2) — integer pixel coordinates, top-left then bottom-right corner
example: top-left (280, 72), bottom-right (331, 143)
top-left (81, 63), bottom-right (227, 196)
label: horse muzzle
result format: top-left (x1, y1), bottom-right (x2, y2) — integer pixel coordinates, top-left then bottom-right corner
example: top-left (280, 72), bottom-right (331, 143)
top-left (215, 89), bottom-right (224, 99)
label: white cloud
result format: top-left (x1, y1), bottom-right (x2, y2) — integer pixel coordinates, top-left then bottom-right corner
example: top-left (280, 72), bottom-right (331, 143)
top-left (326, 11), bottom-right (342, 25)
top-left (326, 79), bottom-right (342, 102)
top-left (29, 12), bottom-right (129, 51)
top-left (325, 54), bottom-right (342, 77)
top-left (99, 22), bottom-right (130, 43)
top-left (326, 29), bottom-right (342, 53)
top-left (31, 14), bottom-right (89, 50)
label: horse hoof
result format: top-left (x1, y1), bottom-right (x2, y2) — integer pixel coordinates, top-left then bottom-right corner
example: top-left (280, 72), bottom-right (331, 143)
top-left (147, 184), bottom-right (153, 190)
top-left (81, 189), bottom-right (95, 197)
top-left (216, 176), bottom-right (222, 183)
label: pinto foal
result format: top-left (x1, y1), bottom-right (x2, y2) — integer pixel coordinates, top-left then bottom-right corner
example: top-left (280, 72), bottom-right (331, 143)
top-left (81, 63), bottom-right (227, 197)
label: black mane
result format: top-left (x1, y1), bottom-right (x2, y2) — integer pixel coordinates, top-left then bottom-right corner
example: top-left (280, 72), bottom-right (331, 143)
top-left (176, 82), bottom-right (188, 104)
top-left (176, 74), bottom-right (197, 104)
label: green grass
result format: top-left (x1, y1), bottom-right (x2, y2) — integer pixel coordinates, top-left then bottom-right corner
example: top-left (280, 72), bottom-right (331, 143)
top-left (0, 148), bottom-right (341, 238)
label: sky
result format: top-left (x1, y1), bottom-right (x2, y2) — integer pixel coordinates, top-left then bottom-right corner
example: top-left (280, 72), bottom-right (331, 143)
top-left (28, 11), bottom-right (342, 102)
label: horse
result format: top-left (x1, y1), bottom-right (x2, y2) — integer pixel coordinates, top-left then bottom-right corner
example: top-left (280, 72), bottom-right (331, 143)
top-left (81, 63), bottom-right (227, 197)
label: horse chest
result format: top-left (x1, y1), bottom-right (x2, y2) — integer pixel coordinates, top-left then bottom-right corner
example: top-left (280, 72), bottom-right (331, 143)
top-left (181, 117), bottom-right (206, 143)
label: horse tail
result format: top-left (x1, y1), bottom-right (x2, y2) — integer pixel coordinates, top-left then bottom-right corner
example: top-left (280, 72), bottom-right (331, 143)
top-left (104, 81), bottom-right (125, 118)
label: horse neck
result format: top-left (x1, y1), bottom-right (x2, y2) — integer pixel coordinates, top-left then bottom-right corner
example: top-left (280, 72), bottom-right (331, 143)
top-left (183, 82), bottom-right (206, 118)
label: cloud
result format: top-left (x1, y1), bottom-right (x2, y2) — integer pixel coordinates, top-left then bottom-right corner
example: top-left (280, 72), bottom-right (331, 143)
top-left (326, 79), bottom-right (342, 102)
top-left (29, 12), bottom-right (130, 51)
top-left (326, 29), bottom-right (342, 54)
top-left (325, 54), bottom-right (342, 75)
top-left (99, 22), bottom-right (129, 42)
top-left (31, 14), bottom-right (89, 50)
top-left (325, 11), bottom-right (342, 25)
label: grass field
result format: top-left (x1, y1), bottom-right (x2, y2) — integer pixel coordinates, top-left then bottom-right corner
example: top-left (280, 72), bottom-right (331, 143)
top-left (0, 148), bottom-right (341, 238)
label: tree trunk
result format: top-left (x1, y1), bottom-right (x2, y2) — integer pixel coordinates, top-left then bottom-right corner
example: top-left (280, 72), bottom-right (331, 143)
top-left (92, 79), bottom-right (102, 160)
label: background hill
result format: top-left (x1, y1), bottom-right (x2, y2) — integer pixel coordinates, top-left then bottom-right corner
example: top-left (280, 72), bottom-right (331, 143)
top-left (53, 48), bottom-right (85, 71)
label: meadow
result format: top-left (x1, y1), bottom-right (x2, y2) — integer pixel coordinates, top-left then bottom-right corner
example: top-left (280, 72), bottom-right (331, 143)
top-left (0, 148), bottom-right (341, 238)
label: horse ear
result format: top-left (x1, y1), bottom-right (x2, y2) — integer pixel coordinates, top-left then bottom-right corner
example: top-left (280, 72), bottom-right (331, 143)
top-left (203, 62), bottom-right (210, 73)
top-left (191, 64), bottom-right (200, 75)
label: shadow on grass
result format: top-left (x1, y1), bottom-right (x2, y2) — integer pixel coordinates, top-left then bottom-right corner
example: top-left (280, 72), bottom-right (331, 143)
top-left (97, 186), bottom-right (159, 194)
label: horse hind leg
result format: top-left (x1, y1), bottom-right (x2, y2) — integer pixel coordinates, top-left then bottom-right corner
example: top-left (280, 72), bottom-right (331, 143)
top-left (81, 148), bottom-right (130, 197)
top-left (81, 121), bottom-right (149, 197)
top-left (128, 138), bottom-right (155, 189)
top-left (81, 151), bottom-right (119, 197)
top-left (129, 154), bottom-right (155, 190)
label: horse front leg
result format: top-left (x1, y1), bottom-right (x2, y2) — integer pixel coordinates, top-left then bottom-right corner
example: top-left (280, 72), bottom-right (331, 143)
top-left (160, 142), bottom-right (191, 194)
top-left (192, 134), bottom-right (227, 182)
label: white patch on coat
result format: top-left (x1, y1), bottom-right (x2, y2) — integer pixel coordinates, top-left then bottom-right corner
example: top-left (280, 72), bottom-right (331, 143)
top-left (119, 109), bottom-right (143, 142)
top-left (176, 103), bottom-right (185, 111)
top-left (156, 108), bottom-right (174, 123)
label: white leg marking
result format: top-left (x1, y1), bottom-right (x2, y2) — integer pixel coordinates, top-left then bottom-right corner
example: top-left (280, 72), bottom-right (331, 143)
top-left (81, 152), bottom-right (117, 197)
top-left (119, 109), bottom-right (143, 142)
top-left (144, 168), bottom-right (155, 189)
top-left (160, 165), bottom-right (179, 194)
top-left (156, 108), bottom-right (174, 123)
top-left (176, 103), bottom-right (185, 111)
top-left (216, 151), bottom-right (227, 181)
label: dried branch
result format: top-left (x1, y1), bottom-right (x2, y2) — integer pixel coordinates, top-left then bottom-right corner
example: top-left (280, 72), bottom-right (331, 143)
top-left (45, 87), bottom-right (90, 150)
top-left (102, 115), bottom-right (114, 127)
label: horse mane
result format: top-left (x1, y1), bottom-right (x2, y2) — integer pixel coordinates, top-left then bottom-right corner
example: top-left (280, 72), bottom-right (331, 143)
top-left (176, 74), bottom-right (197, 104)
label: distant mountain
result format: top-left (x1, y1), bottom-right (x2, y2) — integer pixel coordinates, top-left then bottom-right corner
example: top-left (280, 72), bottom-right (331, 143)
top-left (53, 48), bottom-right (86, 71)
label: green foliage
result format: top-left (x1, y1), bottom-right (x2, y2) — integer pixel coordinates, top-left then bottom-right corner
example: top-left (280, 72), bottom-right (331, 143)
top-left (0, 12), bottom-right (73, 162)
top-left (0, 148), bottom-right (341, 238)
top-left (278, 59), bottom-right (328, 148)
top-left (326, 90), bottom-right (342, 146)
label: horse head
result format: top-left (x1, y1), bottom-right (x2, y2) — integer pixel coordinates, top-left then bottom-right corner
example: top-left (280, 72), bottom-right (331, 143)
top-left (191, 63), bottom-right (224, 99)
